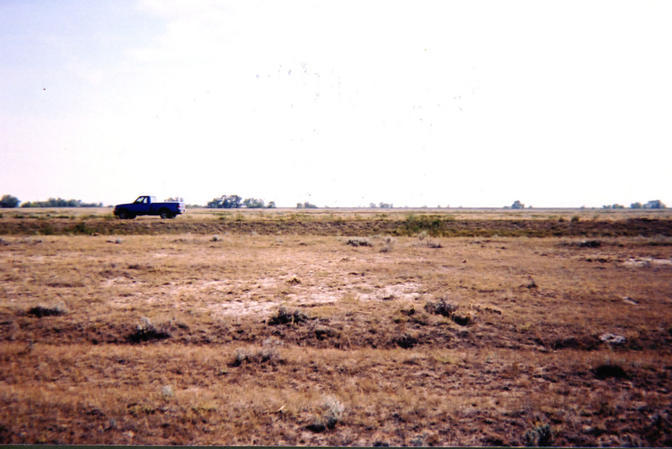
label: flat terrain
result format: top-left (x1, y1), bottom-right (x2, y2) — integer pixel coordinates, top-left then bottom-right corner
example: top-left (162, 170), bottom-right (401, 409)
top-left (1, 209), bottom-right (671, 445)
top-left (1, 207), bottom-right (671, 237)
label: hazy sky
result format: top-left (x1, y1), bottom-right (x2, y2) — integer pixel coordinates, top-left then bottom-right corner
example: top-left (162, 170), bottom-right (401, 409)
top-left (1, 0), bottom-right (671, 207)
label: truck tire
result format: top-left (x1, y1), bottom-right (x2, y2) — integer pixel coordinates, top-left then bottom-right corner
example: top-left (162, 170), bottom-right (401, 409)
top-left (159, 209), bottom-right (173, 219)
top-left (118, 210), bottom-right (130, 219)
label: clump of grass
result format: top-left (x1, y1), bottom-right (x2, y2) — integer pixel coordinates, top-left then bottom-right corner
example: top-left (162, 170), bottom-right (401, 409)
top-left (268, 307), bottom-right (310, 325)
top-left (346, 237), bottom-right (372, 247)
top-left (424, 299), bottom-right (457, 317)
top-left (161, 385), bottom-right (174, 399)
top-left (287, 276), bottom-right (301, 285)
top-left (307, 396), bottom-right (345, 432)
top-left (127, 317), bottom-right (171, 343)
top-left (522, 422), bottom-right (552, 446)
top-left (526, 277), bottom-right (538, 289)
top-left (27, 303), bottom-right (67, 317)
top-left (379, 236), bottom-right (395, 253)
top-left (417, 231), bottom-right (442, 248)
top-left (71, 222), bottom-right (94, 235)
top-left (424, 299), bottom-right (474, 325)
top-left (579, 239), bottom-right (602, 248)
top-left (314, 325), bottom-right (339, 340)
top-left (451, 312), bottom-right (473, 326)
top-left (230, 338), bottom-right (284, 366)
top-left (393, 333), bottom-right (419, 349)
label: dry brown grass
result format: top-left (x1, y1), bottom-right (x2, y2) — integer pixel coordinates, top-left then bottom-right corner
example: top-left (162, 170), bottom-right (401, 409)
top-left (1, 207), bottom-right (671, 238)
top-left (1, 221), bottom-right (671, 445)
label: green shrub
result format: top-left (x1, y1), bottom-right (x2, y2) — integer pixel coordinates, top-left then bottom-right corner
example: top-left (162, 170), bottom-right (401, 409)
top-left (523, 423), bottom-right (552, 446)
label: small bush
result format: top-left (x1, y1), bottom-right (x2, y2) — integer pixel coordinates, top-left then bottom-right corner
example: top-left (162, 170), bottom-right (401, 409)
top-left (451, 313), bottom-right (473, 326)
top-left (127, 317), bottom-right (171, 343)
top-left (523, 423), bottom-right (552, 446)
top-left (230, 338), bottom-right (284, 366)
top-left (307, 396), bottom-right (345, 432)
top-left (346, 238), bottom-right (372, 247)
top-left (287, 276), bottom-right (301, 285)
top-left (161, 385), bottom-right (174, 399)
top-left (314, 326), bottom-right (338, 340)
top-left (393, 333), bottom-right (419, 349)
top-left (268, 307), bottom-right (310, 325)
top-left (27, 304), bottom-right (67, 317)
top-left (71, 222), bottom-right (94, 235)
top-left (401, 214), bottom-right (444, 236)
top-left (424, 299), bottom-right (457, 317)
top-left (379, 236), bottom-right (395, 253)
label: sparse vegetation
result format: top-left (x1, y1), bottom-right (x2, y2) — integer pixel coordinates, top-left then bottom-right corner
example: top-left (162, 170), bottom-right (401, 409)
top-left (21, 198), bottom-right (102, 208)
top-left (0, 210), bottom-right (671, 445)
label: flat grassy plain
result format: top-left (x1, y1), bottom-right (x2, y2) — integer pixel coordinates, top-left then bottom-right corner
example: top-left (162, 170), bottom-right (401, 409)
top-left (1, 209), bottom-right (672, 445)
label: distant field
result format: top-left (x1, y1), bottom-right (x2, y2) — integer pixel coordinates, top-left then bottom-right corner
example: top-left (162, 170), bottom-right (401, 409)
top-left (1, 207), bottom-right (671, 237)
top-left (1, 211), bottom-right (671, 445)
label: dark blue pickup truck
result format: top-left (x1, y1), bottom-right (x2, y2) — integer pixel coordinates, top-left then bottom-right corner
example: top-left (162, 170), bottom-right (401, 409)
top-left (113, 196), bottom-right (185, 219)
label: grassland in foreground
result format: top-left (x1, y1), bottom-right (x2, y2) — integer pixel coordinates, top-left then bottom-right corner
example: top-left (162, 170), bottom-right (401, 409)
top-left (0, 210), bottom-right (671, 445)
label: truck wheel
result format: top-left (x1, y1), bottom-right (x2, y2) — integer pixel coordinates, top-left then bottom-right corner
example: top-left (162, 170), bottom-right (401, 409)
top-left (159, 209), bottom-right (172, 219)
top-left (118, 210), bottom-right (129, 219)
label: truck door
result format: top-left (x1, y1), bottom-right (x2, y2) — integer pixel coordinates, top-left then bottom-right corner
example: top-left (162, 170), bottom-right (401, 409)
top-left (129, 196), bottom-right (148, 214)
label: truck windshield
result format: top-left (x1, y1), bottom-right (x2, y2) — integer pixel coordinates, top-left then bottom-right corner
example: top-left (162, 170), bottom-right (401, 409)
top-left (134, 197), bottom-right (147, 204)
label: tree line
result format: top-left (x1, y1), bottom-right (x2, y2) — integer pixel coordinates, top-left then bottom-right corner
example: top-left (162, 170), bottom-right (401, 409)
top-left (0, 195), bottom-right (102, 208)
top-left (206, 195), bottom-right (276, 209)
top-left (0, 193), bottom-right (667, 210)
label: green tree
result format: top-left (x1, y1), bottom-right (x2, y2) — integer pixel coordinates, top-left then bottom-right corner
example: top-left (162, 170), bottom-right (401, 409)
top-left (243, 198), bottom-right (265, 208)
top-left (0, 194), bottom-right (20, 208)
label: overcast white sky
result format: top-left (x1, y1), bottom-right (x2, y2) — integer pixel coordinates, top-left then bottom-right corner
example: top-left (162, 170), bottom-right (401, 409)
top-left (1, 0), bottom-right (671, 207)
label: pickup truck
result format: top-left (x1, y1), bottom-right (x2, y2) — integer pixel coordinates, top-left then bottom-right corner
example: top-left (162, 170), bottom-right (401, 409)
top-left (113, 196), bottom-right (185, 219)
